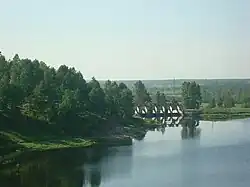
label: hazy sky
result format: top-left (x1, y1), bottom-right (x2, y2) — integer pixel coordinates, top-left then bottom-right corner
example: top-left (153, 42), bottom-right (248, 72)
top-left (1, 0), bottom-right (250, 80)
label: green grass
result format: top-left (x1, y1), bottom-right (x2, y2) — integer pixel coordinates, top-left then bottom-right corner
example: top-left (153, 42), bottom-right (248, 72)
top-left (202, 106), bottom-right (250, 114)
top-left (0, 117), bottom-right (145, 155)
top-left (182, 103), bottom-right (250, 120)
top-left (201, 113), bottom-right (250, 121)
top-left (201, 106), bottom-right (250, 120)
top-left (0, 131), bottom-right (96, 152)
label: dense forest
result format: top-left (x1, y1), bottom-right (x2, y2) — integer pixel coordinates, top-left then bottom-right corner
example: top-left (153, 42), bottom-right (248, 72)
top-left (1, 52), bottom-right (250, 140)
top-left (0, 52), bottom-right (155, 138)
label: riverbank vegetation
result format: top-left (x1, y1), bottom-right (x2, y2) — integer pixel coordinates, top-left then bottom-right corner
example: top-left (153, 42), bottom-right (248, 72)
top-left (0, 52), bottom-right (156, 152)
top-left (148, 79), bottom-right (250, 118)
top-left (1, 52), bottom-right (250, 153)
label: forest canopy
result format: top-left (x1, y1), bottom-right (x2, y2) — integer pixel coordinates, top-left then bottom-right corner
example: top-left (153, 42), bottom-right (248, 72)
top-left (0, 52), bottom-right (151, 137)
top-left (1, 52), bottom-right (250, 137)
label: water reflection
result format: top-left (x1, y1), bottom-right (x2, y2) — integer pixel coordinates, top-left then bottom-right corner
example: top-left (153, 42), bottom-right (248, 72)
top-left (0, 149), bottom-right (85, 187)
top-left (0, 145), bottom-right (135, 187)
top-left (180, 118), bottom-right (201, 140)
top-left (82, 145), bottom-right (134, 186)
top-left (83, 165), bottom-right (102, 187)
top-left (0, 117), bottom-right (203, 187)
top-left (153, 116), bottom-right (201, 140)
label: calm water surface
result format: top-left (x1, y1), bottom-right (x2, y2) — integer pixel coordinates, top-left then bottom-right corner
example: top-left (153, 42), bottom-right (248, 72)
top-left (1, 118), bottom-right (250, 187)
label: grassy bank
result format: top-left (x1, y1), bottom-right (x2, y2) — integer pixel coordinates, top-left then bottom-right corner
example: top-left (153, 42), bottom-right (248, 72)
top-left (0, 130), bottom-right (134, 156)
top-left (0, 131), bottom-right (96, 152)
top-left (201, 113), bottom-right (250, 121)
top-left (0, 116), bottom-right (150, 156)
top-left (201, 106), bottom-right (250, 120)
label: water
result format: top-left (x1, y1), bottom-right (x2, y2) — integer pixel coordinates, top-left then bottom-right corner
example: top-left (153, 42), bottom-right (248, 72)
top-left (1, 118), bottom-right (250, 187)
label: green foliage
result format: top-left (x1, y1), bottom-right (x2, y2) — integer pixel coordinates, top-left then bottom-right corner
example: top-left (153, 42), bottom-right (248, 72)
top-left (217, 97), bottom-right (223, 107)
top-left (155, 91), bottom-right (161, 105)
top-left (200, 81), bottom-right (250, 107)
top-left (0, 52), bottom-right (137, 138)
top-left (103, 80), bottom-right (134, 120)
top-left (242, 97), bottom-right (250, 108)
top-left (223, 91), bottom-right (235, 108)
top-left (208, 97), bottom-right (216, 108)
top-left (1, 51), bottom-right (250, 150)
top-left (133, 80), bottom-right (151, 106)
top-left (181, 81), bottom-right (202, 109)
top-left (202, 106), bottom-right (250, 121)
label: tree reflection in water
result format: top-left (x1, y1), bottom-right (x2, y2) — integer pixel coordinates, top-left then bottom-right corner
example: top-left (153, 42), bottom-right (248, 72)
top-left (0, 117), bottom-right (201, 187)
top-left (0, 145), bottom-right (134, 187)
top-left (180, 117), bottom-right (201, 140)
top-left (0, 147), bottom-right (108, 187)
top-left (152, 116), bottom-right (201, 139)
top-left (90, 169), bottom-right (101, 187)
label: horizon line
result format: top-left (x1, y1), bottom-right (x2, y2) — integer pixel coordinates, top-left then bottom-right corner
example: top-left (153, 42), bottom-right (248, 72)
top-left (89, 78), bottom-right (250, 81)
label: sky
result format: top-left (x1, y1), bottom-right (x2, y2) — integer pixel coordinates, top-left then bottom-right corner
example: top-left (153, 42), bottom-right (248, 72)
top-left (1, 0), bottom-right (250, 80)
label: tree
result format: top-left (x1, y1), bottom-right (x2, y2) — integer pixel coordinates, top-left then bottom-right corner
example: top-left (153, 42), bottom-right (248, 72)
top-left (242, 97), bottom-right (250, 108)
top-left (209, 97), bottom-right (216, 108)
top-left (181, 81), bottom-right (190, 108)
top-left (0, 74), bottom-right (10, 111)
top-left (103, 80), bottom-right (134, 120)
top-left (155, 91), bottom-right (161, 106)
top-left (223, 91), bottom-right (235, 108)
top-left (87, 77), bottom-right (106, 117)
top-left (118, 83), bottom-right (134, 119)
top-left (181, 81), bottom-right (202, 109)
top-left (159, 93), bottom-right (166, 106)
top-left (153, 91), bottom-right (166, 106)
top-left (103, 80), bottom-right (120, 118)
top-left (237, 88), bottom-right (244, 104)
top-left (217, 97), bottom-right (223, 107)
top-left (133, 80), bottom-right (151, 106)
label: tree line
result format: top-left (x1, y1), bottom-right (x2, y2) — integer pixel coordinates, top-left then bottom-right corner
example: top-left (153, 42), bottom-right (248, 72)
top-left (0, 53), bottom-right (154, 137)
top-left (201, 84), bottom-right (250, 108)
top-left (152, 80), bottom-right (250, 109)
top-left (1, 51), bottom-right (249, 138)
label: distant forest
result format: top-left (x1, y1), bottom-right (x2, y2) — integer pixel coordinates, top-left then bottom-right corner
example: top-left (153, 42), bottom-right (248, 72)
top-left (100, 79), bottom-right (250, 109)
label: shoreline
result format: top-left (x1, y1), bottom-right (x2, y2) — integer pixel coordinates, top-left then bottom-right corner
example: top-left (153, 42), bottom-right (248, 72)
top-left (0, 133), bottom-right (134, 163)
top-left (0, 117), bottom-right (150, 156)
top-left (1, 110), bottom-right (250, 157)
top-left (201, 113), bottom-right (250, 121)
top-left (184, 107), bottom-right (250, 121)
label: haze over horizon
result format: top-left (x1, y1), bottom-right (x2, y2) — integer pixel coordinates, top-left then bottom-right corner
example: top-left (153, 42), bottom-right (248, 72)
top-left (1, 0), bottom-right (250, 80)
